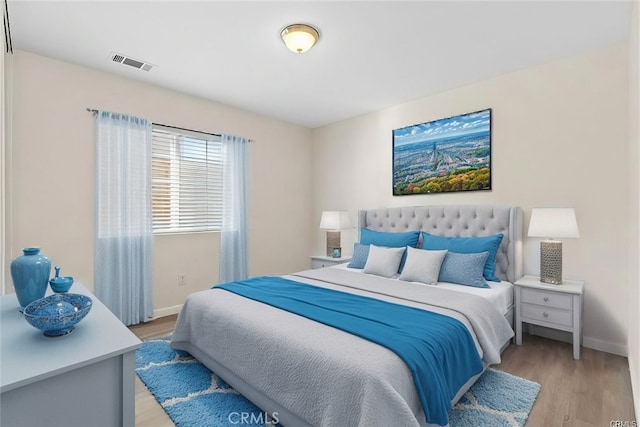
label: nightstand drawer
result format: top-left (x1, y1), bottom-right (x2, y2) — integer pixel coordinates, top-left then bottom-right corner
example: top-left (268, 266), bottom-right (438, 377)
top-left (521, 303), bottom-right (573, 328)
top-left (521, 288), bottom-right (572, 310)
top-left (311, 259), bottom-right (329, 269)
top-left (310, 256), bottom-right (351, 269)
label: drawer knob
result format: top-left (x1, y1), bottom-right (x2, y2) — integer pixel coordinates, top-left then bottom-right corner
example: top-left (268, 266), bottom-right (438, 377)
top-left (543, 297), bottom-right (549, 302)
top-left (543, 312), bottom-right (549, 318)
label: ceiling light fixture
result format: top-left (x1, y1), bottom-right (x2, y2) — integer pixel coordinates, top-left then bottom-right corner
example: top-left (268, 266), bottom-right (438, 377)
top-left (280, 24), bottom-right (320, 54)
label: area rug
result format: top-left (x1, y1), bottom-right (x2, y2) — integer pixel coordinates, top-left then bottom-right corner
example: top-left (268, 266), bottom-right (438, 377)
top-left (136, 340), bottom-right (540, 427)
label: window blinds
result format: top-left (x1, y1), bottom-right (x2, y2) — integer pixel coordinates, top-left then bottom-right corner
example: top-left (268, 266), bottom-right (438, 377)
top-left (151, 126), bottom-right (223, 233)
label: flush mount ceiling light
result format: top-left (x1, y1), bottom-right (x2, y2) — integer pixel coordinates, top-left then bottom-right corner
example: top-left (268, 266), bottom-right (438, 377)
top-left (280, 24), bottom-right (320, 54)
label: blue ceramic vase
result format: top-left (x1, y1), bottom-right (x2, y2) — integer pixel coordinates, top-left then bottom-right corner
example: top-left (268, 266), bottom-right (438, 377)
top-left (10, 247), bottom-right (52, 311)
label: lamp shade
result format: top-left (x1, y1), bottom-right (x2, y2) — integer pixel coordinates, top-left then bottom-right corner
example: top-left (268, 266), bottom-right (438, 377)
top-left (319, 211), bottom-right (350, 230)
top-left (281, 24), bottom-right (319, 54)
top-left (528, 207), bottom-right (579, 239)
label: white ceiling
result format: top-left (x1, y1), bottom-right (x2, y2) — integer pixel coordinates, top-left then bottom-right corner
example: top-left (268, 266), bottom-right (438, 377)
top-left (6, 1), bottom-right (633, 129)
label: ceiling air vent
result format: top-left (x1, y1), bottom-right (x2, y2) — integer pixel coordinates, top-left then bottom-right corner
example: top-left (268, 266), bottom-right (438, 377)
top-left (110, 52), bottom-right (155, 72)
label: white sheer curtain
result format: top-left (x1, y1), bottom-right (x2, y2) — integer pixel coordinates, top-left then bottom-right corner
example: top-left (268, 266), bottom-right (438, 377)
top-left (94, 111), bottom-right (154, 325)
top-left (219, 134), bottom-right (249, 283)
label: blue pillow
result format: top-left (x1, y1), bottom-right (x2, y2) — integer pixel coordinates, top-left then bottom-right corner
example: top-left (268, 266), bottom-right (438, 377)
top-left (439, 251), bottom-right (490, 288)
top-left (420, 232), bottom-right (504, 282)
top-left (360, 228), bottom-right (420, 248)
top-left (347, 243), bottom-right (370, 269)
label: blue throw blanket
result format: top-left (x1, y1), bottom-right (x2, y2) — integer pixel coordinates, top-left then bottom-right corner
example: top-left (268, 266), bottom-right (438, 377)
top-left (215, 276), bottom-right (483, 426)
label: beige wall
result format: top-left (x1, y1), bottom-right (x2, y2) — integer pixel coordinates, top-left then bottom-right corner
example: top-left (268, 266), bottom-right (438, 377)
top-left (2, 48), bottom-right (15, 296)
top-left (312, 44), bottom-right (630, 356)
top-left (628, 0), bottom-right (640, 414)
top-left (6, 50), bottom-right (313, 315)
top-left (1, 48), bottom-right (6, 294)
top-left (5, 39), bottom-right (636, 366)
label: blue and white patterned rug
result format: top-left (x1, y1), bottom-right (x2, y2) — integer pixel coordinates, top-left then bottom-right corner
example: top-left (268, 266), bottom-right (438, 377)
top-left (136, 340), bottom-right (540, 427)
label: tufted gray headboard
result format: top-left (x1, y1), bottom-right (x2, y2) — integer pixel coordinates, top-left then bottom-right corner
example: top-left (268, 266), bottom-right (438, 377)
top-left (358, 205), bottom-right (523, 283)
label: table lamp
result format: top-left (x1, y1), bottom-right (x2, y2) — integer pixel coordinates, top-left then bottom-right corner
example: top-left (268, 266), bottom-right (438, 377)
top-left (527, 207), bottom-right (580, 284)
top-left (319, 211), bottom-right (350, 257)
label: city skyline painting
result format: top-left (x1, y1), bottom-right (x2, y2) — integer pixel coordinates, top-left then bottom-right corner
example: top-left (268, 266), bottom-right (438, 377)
top-left (392, 108), bottom-right (492, 195)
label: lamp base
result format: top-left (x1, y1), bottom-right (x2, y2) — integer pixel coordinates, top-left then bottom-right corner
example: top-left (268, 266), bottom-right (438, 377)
top-left (326, 231), bottom-right (341, 257)
top-left (540, 240), bottom-right (562, 284)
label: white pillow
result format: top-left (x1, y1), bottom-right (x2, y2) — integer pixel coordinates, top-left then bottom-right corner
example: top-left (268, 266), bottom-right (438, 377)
top-left (363, 244), bottom-right (406, 278)
top-left (399, 246), bottom-right (448, 285)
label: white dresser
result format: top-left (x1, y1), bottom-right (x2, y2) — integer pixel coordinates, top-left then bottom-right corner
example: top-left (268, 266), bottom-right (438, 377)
top-left (514, 275), bottom-right (584, 359)
top-left (0, 283), bottom-right (142, 427)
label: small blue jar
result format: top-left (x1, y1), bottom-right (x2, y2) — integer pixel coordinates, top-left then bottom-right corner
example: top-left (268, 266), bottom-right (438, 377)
top-left (10, 247), bottom-right (52, 311)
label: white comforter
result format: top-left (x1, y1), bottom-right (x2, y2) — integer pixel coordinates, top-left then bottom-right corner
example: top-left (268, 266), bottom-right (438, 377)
top-left (171, 268), bottom-right (514, 427)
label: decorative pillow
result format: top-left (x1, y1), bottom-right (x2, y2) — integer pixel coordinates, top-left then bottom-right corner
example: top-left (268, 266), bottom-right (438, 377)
top-left (439, 251), bottom-right (490, 288)
top-left (398, 247), bottom-right (448, 286)
top-left (420, 232), bottom-right (504, 282)
top-left (360, 228), bottom-right (420, 272)
top-left (363, 245), bottom-right (406, 278)
top-left (347, 243), bottom-right (370, 269)
top-left (360, 228), bottom-right (420, 248)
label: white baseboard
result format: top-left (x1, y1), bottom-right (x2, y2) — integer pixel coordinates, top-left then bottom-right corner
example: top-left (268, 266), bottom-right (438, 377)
top-left (583, 336), bottom-right (628, 357)
top-left (527, 324), bottom-right (628, 357)
top-left (629, 355), bottom-right (640, 418)
top-left (153, 304), bottom-right (183, 319)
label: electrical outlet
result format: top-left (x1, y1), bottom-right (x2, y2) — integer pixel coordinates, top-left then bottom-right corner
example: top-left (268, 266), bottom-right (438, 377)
top-left (178, 275), bottom-right (186, 286)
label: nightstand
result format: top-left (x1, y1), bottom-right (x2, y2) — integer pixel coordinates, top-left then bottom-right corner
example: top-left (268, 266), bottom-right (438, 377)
top-left (310, 255), bottom-right (352, 269)
top-left (514, 275), bottom-right (584, 359)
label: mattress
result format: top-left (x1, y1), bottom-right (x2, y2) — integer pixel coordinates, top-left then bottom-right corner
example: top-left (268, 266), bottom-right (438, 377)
top-left (332, 263), bottom-right (514, 317)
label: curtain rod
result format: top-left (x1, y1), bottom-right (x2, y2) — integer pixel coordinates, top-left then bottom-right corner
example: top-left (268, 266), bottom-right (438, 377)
top-left (4, 0), bottom-right (14, 54)
top-left (86, 108), bottom-right (254, 142)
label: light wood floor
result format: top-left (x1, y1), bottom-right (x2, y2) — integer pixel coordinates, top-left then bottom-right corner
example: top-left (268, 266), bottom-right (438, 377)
top-left (130, 315), bottom-right (636, 427)
top-left (130, 314), bottom-right (177, 427)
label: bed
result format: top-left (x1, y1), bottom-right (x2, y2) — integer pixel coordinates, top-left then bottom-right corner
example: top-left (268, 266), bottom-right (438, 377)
top-left (171, 205), bottom-right (523, 427)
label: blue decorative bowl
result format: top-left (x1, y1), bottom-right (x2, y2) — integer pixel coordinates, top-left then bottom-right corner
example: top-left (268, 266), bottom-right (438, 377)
top-left (49, 276), bottom-right (74, 293)
top-left (23, 293), bottom-right (92, 337)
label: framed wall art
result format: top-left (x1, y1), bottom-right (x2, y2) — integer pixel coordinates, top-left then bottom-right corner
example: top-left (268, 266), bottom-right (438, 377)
top-left (392, 108), bottom-right (492, 196)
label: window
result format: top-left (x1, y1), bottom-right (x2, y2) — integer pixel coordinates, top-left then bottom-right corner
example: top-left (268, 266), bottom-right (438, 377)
top-left (151, 125), bottom-right (223, 233)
